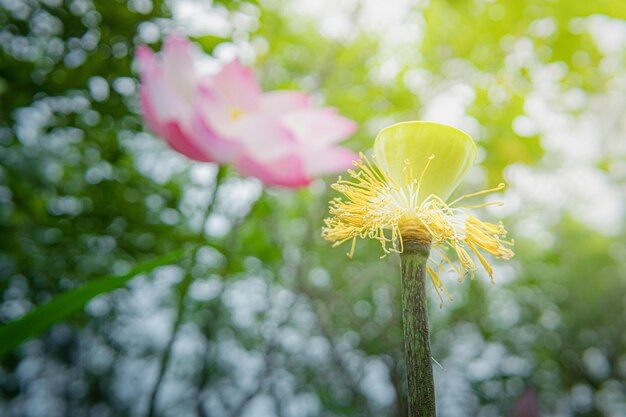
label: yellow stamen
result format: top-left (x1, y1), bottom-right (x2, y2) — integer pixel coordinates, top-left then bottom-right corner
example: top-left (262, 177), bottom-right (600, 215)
top-left (460, 202), bottom-right (504, 209)
top-left (448, 183), bottom-right (506, 206)
top-left (347, 237), bottom-right (357, 259)
top-left (321, 153), bottom-right (514, 304)
top-left (229, 107), bottom-right (245, 120)
top-left (416, 154), bottom-right (436, 196)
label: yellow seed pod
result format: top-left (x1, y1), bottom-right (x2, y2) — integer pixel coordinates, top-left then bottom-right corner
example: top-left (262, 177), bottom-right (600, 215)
top-left (373, 121), bottom-right (477, 203)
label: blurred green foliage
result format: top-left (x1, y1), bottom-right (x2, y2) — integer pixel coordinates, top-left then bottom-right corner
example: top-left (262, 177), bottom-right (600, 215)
top-left (1, 1), bottom-right (626, 417)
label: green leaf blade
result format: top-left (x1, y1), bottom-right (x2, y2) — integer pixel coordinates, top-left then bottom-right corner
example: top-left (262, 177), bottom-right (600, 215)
top-left (0, 249), bottom-right (187, 359)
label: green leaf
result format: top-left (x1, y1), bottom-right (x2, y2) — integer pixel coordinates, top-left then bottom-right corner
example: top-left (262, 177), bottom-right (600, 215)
top-left (0, 249), bottom-right (189, 359)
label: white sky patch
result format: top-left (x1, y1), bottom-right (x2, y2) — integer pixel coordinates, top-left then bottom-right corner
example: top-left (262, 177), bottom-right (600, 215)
top-left (170, 0), bottom-right (233, 37)
top-left (421, 83), bottom-right (482, 139)
top-left (359, 358), bottom-right (396, 407)
top-left (284, 0), bottom-right (424, 64)
top-left (505, 163), bottom-right (624, 239)
top-left (169, 0), bottom-right (259, 67)
top-left (289, 0), bottom-right (358, 41)
top-left (283, 0), bottom-right (422, 44)
top-left (587, 14), bottom-right (626, 55)
top-left (357, 0), bottom-right (424, 53)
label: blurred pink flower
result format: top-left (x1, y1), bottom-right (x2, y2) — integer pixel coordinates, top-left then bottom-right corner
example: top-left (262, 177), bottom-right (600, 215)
top-left (511, 387), bottom-right (541, 417)
top-left (136, 34), bottom-right (358, 187)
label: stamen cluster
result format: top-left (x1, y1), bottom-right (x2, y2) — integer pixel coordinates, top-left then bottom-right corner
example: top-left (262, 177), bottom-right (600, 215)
top-left (322, 154), bottom-right (514, 304)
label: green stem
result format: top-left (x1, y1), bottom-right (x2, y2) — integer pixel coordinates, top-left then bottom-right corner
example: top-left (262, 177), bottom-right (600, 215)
top-left (400, 241), bottom-right (436, 417)
top-left (145, 165), bottom-right (226, 417)
top-left (145, 274), bottom-right (192, 417)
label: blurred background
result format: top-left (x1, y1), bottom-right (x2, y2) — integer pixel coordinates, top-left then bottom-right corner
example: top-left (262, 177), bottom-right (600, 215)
top-left (1, 0), bottom-right (626, 416)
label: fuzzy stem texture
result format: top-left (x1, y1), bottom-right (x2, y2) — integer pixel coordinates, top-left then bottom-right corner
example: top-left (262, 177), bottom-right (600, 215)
top-left (400, 237), bottom-right (435, 417)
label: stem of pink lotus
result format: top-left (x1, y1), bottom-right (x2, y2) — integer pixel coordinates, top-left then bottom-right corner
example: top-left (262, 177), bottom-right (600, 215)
top-left (400, 237), bottom-right (436, 417)
top-left (146, 165), bottom-right (227, 417)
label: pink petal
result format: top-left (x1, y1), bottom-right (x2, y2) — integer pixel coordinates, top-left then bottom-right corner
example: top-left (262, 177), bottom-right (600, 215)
top-left (160, 121), bottom-right (213, 162)
top-left (279, 107), bottom-right (358, 145)
top-left (195, 86), bottom-right (297, 164)
top-left (226, 113), bottom-right (297, 163)
top-left (260, 91), bottom-right (311, 116)
top-left (136, 45), bottom-right (159, 77)
top-left (195, 87), bottom-right (296, 163)
top-left (136, 36), bottom-right (218, 163)
top-left (196, 84), bottom-right (233, 138)
top-left (141, 75), bottom-right (191, 125)
top-left (236, 153), bottom-right (311, 188)
top-left (162, 33), bottom-right (197, 104)
top-left (219, 113), bottom-right (310, 187)
top-left (207, 59), bottom-right (261, 111)
top-left (302, 146), bottom-right (358, 177)
top-left (195, 89), bottom-right (299, 172)
top-left (136, 41), bottom-right (192, 124)
top-left (190, 112), bottom-right (244, 164)
top-left (140, 85), bottom-right (212, 162)
top-left (138, 83), bottom-right (164, 135)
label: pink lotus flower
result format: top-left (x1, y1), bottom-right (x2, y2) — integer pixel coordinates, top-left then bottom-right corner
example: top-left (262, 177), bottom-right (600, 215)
top-left (511, 388), bottom-right (541, 417)
top-left (136, 34), bottom-right (358, 187)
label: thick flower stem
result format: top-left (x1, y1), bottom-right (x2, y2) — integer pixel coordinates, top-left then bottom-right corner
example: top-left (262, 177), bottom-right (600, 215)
top-left (400, 239), bottom-right (435, 417)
